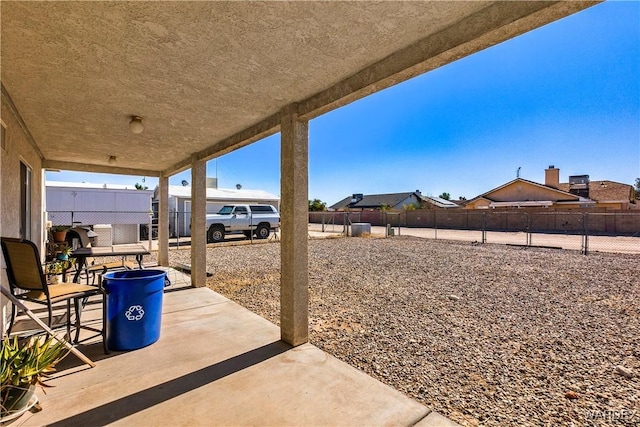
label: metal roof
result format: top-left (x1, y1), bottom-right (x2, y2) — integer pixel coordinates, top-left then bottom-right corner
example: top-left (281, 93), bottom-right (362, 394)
top-left (46, 180), bottom-right (153, 193)
top-left (330, 192), bottom-right (417, 210)
top-left (167, 185), bottom-right (279, 201)
top-left (420, 195), bottom-right (460, 208)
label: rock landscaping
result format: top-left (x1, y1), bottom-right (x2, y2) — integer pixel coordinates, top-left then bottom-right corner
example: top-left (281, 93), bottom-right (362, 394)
top-left (161, 236), bottom-right (639, 426)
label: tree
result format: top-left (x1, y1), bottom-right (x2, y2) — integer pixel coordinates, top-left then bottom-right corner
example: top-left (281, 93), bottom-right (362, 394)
top-left (308, 199), bottom-right (327, 211)
top-left (635, 178), bottom-right (640, 199)
top-left (135, 176), bottom-right (148, 190)
top-left (439, 192), bottom-right (451, 200)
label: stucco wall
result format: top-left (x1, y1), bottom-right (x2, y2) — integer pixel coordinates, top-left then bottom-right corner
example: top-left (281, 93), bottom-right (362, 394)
top-left (466, 199), bottom-right (491, 209)
top-left (310, 209), bottom-right (640, 235)
top-left (490, 182), bottom-right (576, 203)
top-left (393, 195), bottom-right (420, 210)
top-left (1, 99), bottom-right (44, 241)
top-left (1, 95), bottom-right (44, 334)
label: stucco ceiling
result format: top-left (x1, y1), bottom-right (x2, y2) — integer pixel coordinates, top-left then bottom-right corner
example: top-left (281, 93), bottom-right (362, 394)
top-left (1, 1), bottom-right (597, 177)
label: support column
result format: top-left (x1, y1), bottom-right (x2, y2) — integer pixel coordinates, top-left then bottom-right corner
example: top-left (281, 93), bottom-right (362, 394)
top-left (190, 158), bottom-right (207, 287)
top-left (157, 175), bottom-right (169, 266)
top-left (280, 105), bottom-right (309, 346)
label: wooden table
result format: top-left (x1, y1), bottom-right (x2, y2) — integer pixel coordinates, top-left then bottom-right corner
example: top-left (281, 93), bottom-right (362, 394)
top-left (71, 245), bottom-right (150, 283)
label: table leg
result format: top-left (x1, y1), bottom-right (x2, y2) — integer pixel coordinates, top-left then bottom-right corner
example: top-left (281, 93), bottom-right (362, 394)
top-left (73, 256), bottom-right (87, 283)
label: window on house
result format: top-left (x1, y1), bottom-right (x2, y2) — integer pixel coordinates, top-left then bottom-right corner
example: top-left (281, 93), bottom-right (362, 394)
top-left (20, 161), bottom-right (31, 240)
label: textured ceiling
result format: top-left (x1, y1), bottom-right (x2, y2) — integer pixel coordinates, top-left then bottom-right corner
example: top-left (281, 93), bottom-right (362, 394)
top-left (1, 1), bottom-right (597, 176)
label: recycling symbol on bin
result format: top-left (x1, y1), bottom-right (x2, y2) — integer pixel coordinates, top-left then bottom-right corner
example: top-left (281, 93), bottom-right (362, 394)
top-left (125, 305), bottom-right (145, 321)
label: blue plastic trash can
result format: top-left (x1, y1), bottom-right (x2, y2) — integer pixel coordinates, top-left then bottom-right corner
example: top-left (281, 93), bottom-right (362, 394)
top-left (103, 269), bottom-right (166, 351)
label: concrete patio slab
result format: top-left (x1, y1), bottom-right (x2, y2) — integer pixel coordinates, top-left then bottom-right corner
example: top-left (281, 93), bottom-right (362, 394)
top-left (9, 284), bottom-right (443, 426)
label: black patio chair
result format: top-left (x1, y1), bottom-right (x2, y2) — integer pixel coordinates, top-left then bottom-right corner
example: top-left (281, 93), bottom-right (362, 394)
top-left (1, 237), bottom-right (105, 349)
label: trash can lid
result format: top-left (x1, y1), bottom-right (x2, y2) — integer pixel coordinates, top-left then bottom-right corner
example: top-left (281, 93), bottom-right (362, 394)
top-left (104, 269), bottom-right (166, 280)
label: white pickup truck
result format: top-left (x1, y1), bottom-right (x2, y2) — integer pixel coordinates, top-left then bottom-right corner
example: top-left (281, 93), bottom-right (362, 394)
top-left (205, 204), bottom-right (280, 243)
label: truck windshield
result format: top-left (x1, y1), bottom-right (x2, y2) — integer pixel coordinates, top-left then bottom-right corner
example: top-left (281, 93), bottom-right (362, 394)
top-left (217, 206), bottom-right (234, 215)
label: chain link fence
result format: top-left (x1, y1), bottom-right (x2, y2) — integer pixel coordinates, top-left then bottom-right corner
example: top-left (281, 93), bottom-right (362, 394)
top-left (48, 209), bottom-right (281, 247)
top-left (48, 210), bottom-right (638, 254)
top-left (309, 210), bottom-right (640, 255)
top-left (48, 210), bottom-right (154, 247)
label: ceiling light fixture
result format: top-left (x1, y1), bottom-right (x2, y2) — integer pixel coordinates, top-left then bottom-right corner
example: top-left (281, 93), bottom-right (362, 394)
top-left (108, 155), bottom-right (117, 164)
top-left (129, 115), bottom-right (144, 134)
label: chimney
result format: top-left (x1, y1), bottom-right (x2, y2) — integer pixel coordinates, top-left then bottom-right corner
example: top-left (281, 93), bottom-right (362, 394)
top-left (545, 165), bottom-right (559, 189)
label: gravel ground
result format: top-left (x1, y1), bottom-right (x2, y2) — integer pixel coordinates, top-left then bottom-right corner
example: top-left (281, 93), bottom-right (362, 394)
top-left (159, 236), bottom-right (639, 426)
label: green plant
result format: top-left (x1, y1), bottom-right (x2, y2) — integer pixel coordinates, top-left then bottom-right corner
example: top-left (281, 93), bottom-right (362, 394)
top-left (1, 335), bottom-right (69, 415)
top-left (1, 336), bottom-right (68, 387)
top-left (51, 225), bottom-right (68, 232)
top-left (55, 246), bottom-right (73, 260)
top-left (46, 260), bottom-right (71, 275)
top-left (308, 198), bottom-right (327, 212)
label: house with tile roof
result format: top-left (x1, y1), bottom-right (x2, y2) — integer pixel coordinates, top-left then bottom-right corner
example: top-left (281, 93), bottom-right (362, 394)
top-left (465, 166), bottom-right (637, 210)
top-left (329, 191), bottom-right (460, 211)
top-left (557, 180), bottom-right (637, 210)
top-left (330, 191), bottom-right (423, 211)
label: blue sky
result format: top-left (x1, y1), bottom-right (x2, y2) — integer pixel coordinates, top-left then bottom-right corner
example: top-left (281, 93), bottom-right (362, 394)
top-left (48, 1), bottom-right (640, 205)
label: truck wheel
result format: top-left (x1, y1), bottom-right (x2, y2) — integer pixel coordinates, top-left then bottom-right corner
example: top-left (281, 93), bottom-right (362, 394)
top-left (207, 226), bottom-right (225, 243)
top-left (255, 223), bottom-right (270, 239)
